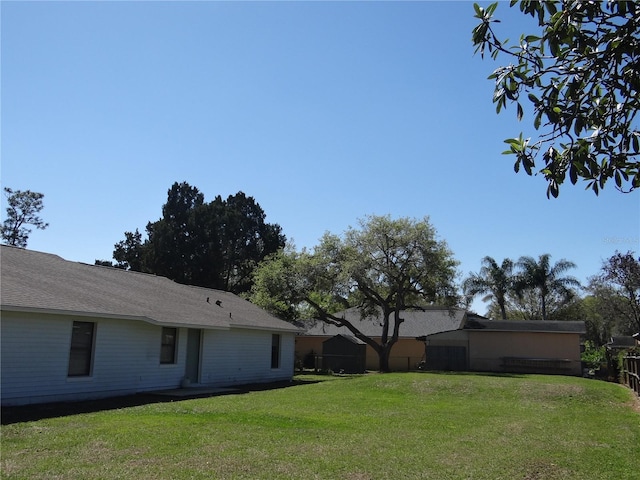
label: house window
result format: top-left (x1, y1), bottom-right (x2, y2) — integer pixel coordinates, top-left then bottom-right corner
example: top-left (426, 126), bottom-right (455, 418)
top-left (68, 321), bottom-right (95, 377)
top-left (160, 327), bottom-right (178, 364)
top-left (271, 334), bottom-right (281, 369)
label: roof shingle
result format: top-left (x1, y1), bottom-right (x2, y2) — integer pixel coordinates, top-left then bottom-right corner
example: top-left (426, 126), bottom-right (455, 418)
top-left (0, 246), bottom-right (298, 332)
top-left (300, 306), bottom-right (466, 338)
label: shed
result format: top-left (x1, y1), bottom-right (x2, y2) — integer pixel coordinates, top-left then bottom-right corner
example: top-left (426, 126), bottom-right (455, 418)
top-left (322, 334), bottom-right (367, 373)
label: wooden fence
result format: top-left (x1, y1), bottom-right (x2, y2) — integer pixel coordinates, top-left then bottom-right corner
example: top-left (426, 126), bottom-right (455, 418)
top-left (622, 355), bottom-right (640, 397)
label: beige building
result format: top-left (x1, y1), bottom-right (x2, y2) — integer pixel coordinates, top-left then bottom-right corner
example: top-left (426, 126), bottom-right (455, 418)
top-left (297, 308), bottom-right (586, 375)
top-left (296, 307), bottom-right (468, 372)
top-left (424, 318), bottom-right (586, 375)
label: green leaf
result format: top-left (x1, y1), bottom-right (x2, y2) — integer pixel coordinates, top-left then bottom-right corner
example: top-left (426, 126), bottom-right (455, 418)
top-left (544, 2), bottom-right (557, 16)
top-left (523, 157), bottom-right (534, 175)
top-left (534, 112), bottom-right (542, 130)
top-left (574, 116), bottom-right (583, 136)
top-left (615, 171), bottom-right (622, 188)
top-left (569, 165), bottom-right (578, 184)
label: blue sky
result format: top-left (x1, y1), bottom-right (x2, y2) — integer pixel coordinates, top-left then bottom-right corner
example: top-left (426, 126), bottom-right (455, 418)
top-left (2, 1), bottom-right (638, 315)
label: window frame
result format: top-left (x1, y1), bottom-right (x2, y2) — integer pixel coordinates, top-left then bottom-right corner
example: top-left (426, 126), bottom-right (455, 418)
top-left (160, 327), bottom-right (178, 364)
top-left (67, 321), bottom-right (96, 377)
top-left (271, 333), bottom-right (281, 369)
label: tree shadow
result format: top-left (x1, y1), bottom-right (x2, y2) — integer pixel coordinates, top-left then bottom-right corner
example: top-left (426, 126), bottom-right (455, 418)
top-left (416, 370), bottom-right (528, 379)
top-left (1, 378), bottom-right (321, 425)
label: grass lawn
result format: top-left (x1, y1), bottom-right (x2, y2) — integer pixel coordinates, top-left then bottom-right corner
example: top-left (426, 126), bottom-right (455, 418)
top-left (2, 372), bottom-right (639, 480)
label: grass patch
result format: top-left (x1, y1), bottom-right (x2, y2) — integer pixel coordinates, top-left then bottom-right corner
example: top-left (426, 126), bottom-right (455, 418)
top-left (2, 373), bottom-right (639, 479)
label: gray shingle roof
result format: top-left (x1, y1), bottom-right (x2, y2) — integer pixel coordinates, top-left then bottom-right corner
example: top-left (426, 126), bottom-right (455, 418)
top-left (464, 318), bottom-right (586, 334)
top-left (300, 306), bottom-right (467, 338)
top-left (0, 246), bottom-right (298, 332)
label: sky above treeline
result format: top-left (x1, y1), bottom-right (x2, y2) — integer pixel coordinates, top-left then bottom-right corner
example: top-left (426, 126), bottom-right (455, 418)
top-left (2, 1), bottom-right (638, 315)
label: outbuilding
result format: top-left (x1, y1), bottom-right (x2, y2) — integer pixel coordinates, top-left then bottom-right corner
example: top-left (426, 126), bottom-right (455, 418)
top-left (424, 317), bottom-right (586, 375)
top-left (297, 307), bottom-right (467, 371)
top-left (321, 334), bottom-right (367, 373)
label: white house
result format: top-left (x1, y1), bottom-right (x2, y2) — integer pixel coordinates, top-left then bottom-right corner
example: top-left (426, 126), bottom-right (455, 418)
top-left (0, 246), bottom-right (299, 406)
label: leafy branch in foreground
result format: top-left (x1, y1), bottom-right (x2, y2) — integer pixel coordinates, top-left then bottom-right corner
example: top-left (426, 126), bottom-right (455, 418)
top-left (472, 1), bottom-right (640, 197)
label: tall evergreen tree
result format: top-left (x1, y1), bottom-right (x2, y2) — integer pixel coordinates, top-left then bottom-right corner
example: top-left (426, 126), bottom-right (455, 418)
top-left (1, 188), bottom-right (48, 248)
top-left (109, 182), bottom-right (285, 294)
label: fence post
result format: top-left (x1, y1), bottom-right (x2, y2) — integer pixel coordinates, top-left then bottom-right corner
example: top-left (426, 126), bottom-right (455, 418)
top-left (622, 355), bottom-right (640, 397)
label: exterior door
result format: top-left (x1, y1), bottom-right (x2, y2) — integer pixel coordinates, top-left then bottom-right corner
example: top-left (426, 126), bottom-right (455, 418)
top-left (426, 346), bottom-right (468, 371)
top-left (185, 329), bottom-right (201, 383)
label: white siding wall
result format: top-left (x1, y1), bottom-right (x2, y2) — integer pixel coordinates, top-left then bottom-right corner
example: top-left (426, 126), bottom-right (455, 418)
top-left (1, 312), bottom-right (187, 405)
top-left (1, 313), bottom-right (72, 404)
top-left (1, 311), bottom-right (295, 406)
top-left (200, 328), bottom-right (295, 386)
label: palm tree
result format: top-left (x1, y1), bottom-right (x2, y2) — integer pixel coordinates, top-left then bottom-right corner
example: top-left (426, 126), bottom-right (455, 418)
top-left (463, 256), bottom-right (515, 320)
top-left (515, 254), bottom-right (581, 320)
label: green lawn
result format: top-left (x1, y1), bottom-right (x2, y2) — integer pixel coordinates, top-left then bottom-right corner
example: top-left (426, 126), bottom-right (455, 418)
top-left (2, 373), bottom-right (639, 480)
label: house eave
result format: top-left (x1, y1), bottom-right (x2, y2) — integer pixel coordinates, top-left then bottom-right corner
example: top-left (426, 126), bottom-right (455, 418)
top-left (0, 304), bottom-right (230, 330)
top-left (230, 322), bottom-right (301, 333)
top-left (464, 326), bottom-right (586, 335)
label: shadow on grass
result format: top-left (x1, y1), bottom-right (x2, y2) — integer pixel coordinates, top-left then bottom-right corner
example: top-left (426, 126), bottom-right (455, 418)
top-left (1, 378), bottom-right (323, 425)
top-left (419, 370), bottom-right (528, 379)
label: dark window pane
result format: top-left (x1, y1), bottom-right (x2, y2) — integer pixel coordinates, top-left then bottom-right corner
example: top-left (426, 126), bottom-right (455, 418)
top-left (160, 327), bottom-right (177, 364)
top-left (68, 321), bottom-right (95, 376)
top-left (271, 334), bottom-right (280, 369)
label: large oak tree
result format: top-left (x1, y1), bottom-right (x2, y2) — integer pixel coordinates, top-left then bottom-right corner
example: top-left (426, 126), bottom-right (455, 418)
top-left (250, 215), bottom-right (459, 372)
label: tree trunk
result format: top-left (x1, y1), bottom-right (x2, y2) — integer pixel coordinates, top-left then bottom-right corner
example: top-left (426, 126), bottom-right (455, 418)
top-left (378, 345), bottom-right (392, 373)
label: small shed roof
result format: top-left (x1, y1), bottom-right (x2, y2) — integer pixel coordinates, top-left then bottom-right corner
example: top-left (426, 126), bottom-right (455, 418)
top-left (323, 334), bottom-right (366, 345)
top-left (606, 336), bottom-right (638, 349)
top-left (0, 246), bottom-right (298, 332)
